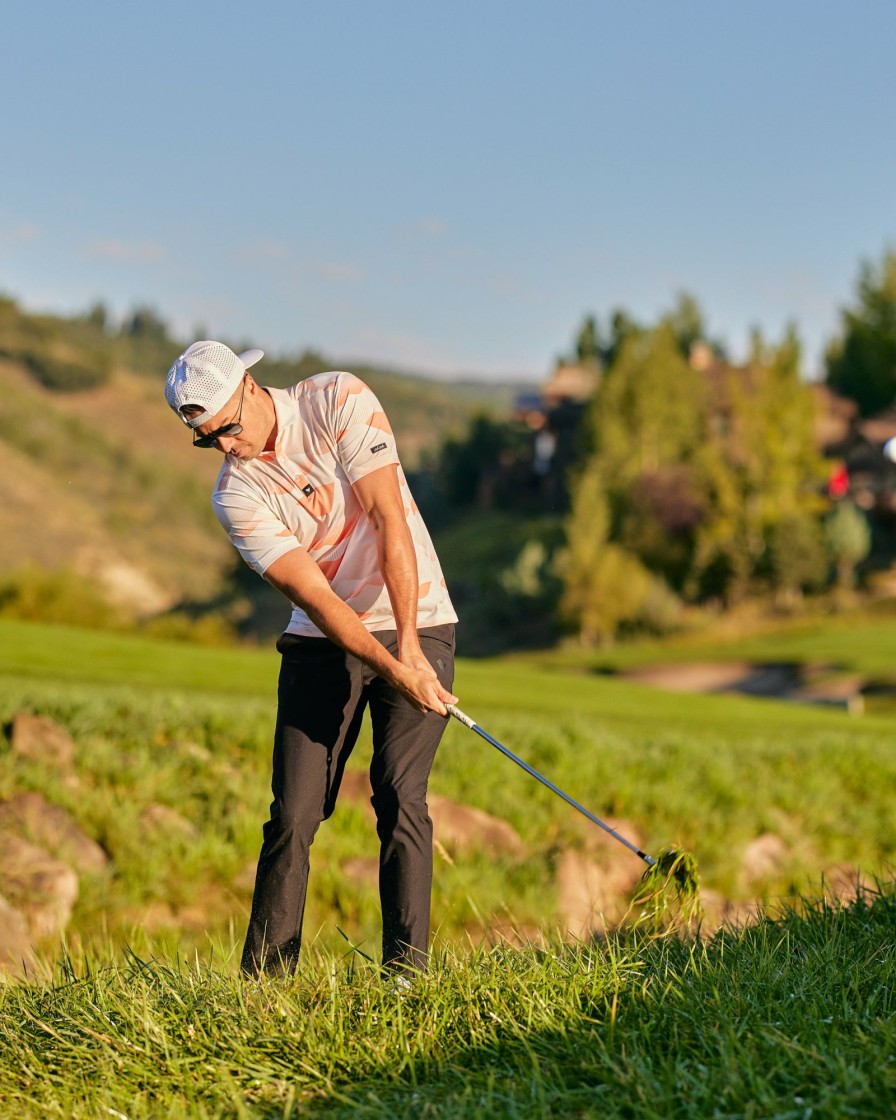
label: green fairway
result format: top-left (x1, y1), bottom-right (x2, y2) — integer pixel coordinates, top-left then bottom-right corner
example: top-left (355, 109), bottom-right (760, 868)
top-left (520, 610), bottom-right (896, 679)
top-left (1, 618), bottom-right (280, 696)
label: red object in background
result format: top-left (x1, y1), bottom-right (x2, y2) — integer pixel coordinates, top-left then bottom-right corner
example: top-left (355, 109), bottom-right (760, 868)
top-left (828, 462), bottom-right (850, 499)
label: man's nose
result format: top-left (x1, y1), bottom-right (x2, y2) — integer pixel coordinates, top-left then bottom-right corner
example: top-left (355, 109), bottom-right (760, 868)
top-left (216, 436), bottom-right (236, 454)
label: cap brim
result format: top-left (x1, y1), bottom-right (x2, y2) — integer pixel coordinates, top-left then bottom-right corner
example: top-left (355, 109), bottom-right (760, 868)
top-left (239, 348), bottom-right (264, 369)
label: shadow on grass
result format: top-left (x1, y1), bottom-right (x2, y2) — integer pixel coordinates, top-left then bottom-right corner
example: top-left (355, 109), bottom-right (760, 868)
top-left (285, 891), bottom-right (896, 1120)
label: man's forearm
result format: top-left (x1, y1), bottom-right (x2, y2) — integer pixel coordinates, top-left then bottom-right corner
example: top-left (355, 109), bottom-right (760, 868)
top-left (353, 466), bottom-right (423, 658)
top-left (374, 517), bottom-right (422, 656)
top-left (264, 552), bottom-right (403, 685)
top-left (265, 554), bottom-right (450, 713)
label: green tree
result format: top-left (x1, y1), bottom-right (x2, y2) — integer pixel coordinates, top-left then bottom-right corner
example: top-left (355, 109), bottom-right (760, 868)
top-left (601, 309), bottom-right (641, 369)
top-left (664, 291), bottom-right (705, 358)
top-left (437, 414), bottom-right (528, 508)
top-left (826, 250), bottom-right (896, 416)
top-left (693, 326), bottom-right (827, 602)
top-left (558, 465), bottom-right (652, 645)
top-left (585, 320), bottom-right (708, 486)
top-left (575, 315), bottom-right (602, 369)
top-left (824, 500), bottom-right (871, 591)
top-left (768, 514), bottom-right (828, 608)
top-left (124, 306), bottom-right (171, 341)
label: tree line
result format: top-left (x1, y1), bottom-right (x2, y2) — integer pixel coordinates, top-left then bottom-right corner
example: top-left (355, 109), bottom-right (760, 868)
top-left (2, 249), bottom-right (894, 650)
top-left (430, 251), bottom-right (896, 646)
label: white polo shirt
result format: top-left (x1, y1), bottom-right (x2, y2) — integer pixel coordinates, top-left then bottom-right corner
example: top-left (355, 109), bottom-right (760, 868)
top-left (211, 371), bottom-right (457, 638)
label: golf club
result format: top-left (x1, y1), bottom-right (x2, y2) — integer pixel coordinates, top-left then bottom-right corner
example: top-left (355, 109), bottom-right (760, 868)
top-left (447, 704), bottom-right (656, 868)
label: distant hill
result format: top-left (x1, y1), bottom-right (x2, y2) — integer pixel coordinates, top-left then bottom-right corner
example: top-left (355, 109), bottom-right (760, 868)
top-left (0, 295), bottom-right (527, 622)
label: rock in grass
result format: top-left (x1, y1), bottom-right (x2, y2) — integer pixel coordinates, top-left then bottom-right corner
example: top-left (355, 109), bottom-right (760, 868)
top-left (6, 713), bottom-right (75, 769)
top-left (0, 834), bottom-right (78, 943)
top-left (0, 893), bottom-right (34, 977)
top-left (0, 793), bottom-right (109, 874)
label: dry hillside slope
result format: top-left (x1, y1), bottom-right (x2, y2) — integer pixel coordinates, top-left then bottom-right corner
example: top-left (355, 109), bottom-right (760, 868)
top-left (1, 353), bottom-right (512, 620)
top-left (2, 360), bottom-right (231, 611)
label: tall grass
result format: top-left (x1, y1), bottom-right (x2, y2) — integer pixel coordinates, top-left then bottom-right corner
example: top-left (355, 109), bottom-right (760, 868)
top-left (1, 890), bottom-right (893, 1118)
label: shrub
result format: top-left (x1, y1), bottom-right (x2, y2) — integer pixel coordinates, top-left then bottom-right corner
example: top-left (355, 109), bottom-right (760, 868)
top-left (0, 565), bottom-right (120, 629)
top-left (22, 348), bottom-right (111, 391)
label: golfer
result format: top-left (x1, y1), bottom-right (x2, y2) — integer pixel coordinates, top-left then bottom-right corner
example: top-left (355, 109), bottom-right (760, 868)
top-left (164, 341), bottom-right (458, 978)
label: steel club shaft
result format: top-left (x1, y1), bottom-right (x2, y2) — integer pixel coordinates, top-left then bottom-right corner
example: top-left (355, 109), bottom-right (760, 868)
top-left (447, 704), bottom-right (656, 867)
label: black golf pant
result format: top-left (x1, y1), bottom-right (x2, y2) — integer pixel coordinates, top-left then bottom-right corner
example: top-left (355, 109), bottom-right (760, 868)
top-left (241, 624), bottom-right (455, 977)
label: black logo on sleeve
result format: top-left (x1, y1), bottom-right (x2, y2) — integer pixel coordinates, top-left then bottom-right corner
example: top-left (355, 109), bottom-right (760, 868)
top-left (370, 442), bottom-right (387, 454)
top-left (301, 484), bottom-right (314, 496)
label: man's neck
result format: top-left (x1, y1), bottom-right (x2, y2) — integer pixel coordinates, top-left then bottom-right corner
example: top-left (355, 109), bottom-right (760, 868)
top-left (261, 388), bottom-right (278, 452)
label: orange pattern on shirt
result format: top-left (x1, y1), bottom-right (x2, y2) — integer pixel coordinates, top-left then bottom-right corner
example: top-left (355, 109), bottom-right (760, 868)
top-left (211, 371), bottom-right (457, 638)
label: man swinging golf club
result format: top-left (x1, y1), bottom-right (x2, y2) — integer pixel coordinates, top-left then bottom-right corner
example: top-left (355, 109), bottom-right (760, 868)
top-left (164, 341), bottom-right (458, 978)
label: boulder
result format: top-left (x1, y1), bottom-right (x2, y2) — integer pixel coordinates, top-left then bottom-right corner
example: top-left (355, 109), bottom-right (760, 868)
top-left (820, 864), bottom-right (873, 904)
top-left (699, 889), bottom-right (763, 934)
top-left (337, 770), bottom-right (374, 815)
top-left (234, 860), bottom-right (258, 893)
top-left (342, 858), bottom-right (379, 888)
top-left (0, 792), bottom-right (108, 874)
top-left (428, 795), bottom-right (525, 856)
top-left (0, 893), bottom-right (34, 977)
top-left (557, 819), bottom-right (646, 937)
top-left (141, 804), bottom-right (200, 840)
top-left (0, 834), bottom-right (78, 943)
top-left (338, 779), bottom-right (524, 855)
top-left (337, 772), bottom-right (525, 856)
top-left (7, 713), bottom-right (75, 768)
top-left (740, 833), bottom-right (789, 884)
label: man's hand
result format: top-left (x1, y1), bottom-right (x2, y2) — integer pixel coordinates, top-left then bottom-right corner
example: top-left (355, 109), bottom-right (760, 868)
top-left (392, 655), bottom-right (458, 716)
top-left (264, 550), bottom-right (457, 715)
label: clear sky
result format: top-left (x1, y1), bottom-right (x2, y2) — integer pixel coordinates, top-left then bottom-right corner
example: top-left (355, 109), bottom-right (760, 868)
top-left (2, 1), bottom-right (895, 380)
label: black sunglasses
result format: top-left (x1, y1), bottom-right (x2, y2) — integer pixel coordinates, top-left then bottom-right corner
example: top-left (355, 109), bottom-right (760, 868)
top-left (193, 378), bottom-right (246, 449)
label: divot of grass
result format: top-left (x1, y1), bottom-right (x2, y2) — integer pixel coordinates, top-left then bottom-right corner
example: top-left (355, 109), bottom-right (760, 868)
top-left (631, 847), bottom-right (703, 936)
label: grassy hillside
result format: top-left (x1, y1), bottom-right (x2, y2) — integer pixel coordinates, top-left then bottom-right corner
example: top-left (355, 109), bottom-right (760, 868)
top-left (2, 617), bottom-right (895, 960)
top-left (2, 361), bottom-right (227, 607)
top-left (2, 618), bottom-right (894, 1115)
top-left (0, 367), bottom-right (492, 626)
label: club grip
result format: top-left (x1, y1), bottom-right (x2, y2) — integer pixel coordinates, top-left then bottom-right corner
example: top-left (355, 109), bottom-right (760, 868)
top-left (447, 703), bottom-right (476, 730)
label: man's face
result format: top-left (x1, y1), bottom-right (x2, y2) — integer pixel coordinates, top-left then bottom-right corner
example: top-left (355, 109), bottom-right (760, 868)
top-left (190, 376), bottom-right (270, 460)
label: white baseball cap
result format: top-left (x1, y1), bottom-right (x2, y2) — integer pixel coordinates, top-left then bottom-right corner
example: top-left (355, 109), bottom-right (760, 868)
top-left (165, 340), bottom-right (265, 428)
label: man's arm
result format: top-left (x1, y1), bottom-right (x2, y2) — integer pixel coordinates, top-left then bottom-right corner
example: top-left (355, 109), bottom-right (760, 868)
top-left (263, 541), bottom-right (456, 715)
top-left (351, 464), bottom-right (427, 665)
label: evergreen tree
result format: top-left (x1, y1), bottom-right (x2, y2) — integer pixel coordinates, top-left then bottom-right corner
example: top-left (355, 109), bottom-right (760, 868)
top-left (824, 500), bottom-right (871, 590)
top-left (768, 514), bottom-right (828, 607)
top-left (665, 292), bottom-right (705, 358)
top-left (575, 315), bottom-right (602, 368)
top-left (826, 251), bottom-right (896, 417)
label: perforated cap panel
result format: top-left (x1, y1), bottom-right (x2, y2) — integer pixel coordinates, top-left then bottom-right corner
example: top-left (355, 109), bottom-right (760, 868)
top-left (164, 341), bottom-right (263, 427)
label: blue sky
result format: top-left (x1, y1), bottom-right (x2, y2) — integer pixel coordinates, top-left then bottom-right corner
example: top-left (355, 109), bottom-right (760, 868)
top-left (2, 1), bottom-right (895, 379)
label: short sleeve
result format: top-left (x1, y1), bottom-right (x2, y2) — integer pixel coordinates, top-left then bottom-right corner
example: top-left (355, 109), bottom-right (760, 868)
top-left (329, 373), bottom-right (400, 483)
top-left (211, 476), bottom-right (301, 576)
